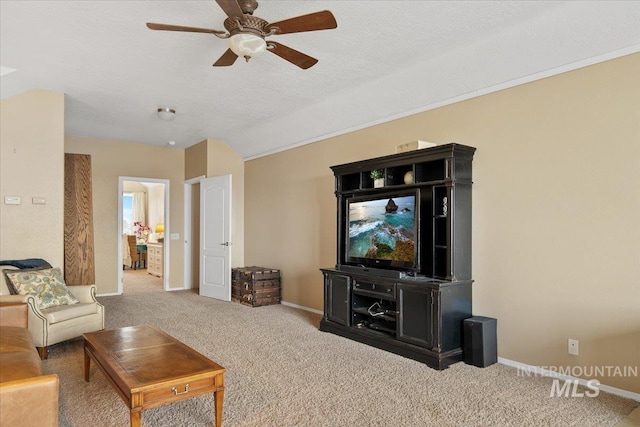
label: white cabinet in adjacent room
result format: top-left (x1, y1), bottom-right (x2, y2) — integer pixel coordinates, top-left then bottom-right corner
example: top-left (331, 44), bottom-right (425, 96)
top-left (147, 242), bottom-right (163, 278)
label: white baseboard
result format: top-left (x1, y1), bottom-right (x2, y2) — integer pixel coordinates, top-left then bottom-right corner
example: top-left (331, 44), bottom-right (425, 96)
top-left (97, 292), bottom-right (120, 297)
top-left (280, 300), bottom-right (323, 316)
top-left (498, 357), bottom-right (640, 402)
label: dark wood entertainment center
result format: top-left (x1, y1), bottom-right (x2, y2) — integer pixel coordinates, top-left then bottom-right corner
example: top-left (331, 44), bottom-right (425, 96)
top-left (320, 143), bottom-right (476, 369)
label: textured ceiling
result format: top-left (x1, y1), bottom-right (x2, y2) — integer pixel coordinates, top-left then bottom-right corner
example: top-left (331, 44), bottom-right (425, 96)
top-left (1, 1), bottom-right (639, 159)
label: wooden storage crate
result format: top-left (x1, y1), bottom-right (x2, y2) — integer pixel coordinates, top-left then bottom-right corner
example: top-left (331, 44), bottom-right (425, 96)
top-left (232, 266), bottom-right (281, 307)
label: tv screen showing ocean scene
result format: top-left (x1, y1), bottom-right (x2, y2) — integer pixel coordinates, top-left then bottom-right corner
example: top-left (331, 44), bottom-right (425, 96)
top-left (348, 195), bottom-right (416, 264)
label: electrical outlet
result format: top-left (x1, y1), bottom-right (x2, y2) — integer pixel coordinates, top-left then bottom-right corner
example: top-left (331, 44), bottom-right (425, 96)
top-left (568, 339), bottom-right (579, 356)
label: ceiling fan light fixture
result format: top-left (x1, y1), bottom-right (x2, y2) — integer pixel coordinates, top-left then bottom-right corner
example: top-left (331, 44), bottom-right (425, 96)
top-left (228, 33), bottom-right (267, 60)
top-left (157, 107), bottom-right (176, 121)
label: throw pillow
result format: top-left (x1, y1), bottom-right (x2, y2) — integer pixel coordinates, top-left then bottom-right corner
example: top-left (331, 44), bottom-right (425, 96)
top-left (4, 267), bottom-right (80, 309)
top-left (1, 266), bottom-right (47, 295)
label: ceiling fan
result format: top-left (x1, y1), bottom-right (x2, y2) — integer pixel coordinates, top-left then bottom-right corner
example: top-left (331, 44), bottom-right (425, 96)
top-left (146, 0), bottom-right (337, 69)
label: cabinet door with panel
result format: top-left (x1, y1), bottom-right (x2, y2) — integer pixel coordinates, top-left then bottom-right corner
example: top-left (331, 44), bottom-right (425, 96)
top-left (323, 272), bottom-right (351, 326)
top-left (397, 285), bottom-right (434, 348)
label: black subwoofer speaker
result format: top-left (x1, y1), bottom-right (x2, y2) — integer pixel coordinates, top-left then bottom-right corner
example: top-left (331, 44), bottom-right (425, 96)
top-left (463, 316), bottom-right (497, 368)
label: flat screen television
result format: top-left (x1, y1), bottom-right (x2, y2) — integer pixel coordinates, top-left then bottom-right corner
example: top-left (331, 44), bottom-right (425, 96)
top-left (345, 190), bottom-right (419, 272)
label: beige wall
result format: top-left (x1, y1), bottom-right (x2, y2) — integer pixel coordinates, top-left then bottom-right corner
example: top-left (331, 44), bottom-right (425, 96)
top-left (245, 53), bottom-right (640, 392)
top-left (185, 139), bottom-right (207, 180)
top-left (0, 90), bottom-right (65, 267)
top-left (65, 136), bottom-right (185, 293)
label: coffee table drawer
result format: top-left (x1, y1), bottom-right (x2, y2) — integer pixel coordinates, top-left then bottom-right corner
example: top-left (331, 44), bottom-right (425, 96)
top-left (142, 376), bottom-right (216, 406)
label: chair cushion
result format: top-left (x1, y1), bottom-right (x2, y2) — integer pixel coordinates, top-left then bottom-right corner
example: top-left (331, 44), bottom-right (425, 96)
top-left (4, 268), bottom-right (79, 309)
top-left (41, 302), bottom-right (98, 324)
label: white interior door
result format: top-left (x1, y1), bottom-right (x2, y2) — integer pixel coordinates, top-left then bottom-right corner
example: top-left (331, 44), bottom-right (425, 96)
top-left (199, 175), bottom-right (232, 300)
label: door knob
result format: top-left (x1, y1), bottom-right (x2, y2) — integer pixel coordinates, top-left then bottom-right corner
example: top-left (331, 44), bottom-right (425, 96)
top-left (219, 242), bottom-right (232, 246)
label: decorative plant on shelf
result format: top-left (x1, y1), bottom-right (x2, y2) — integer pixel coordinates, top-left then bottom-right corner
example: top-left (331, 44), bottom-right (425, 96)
top-left (371, 169), bottom-right (384, 188)
top-left (370, 169), bottom-right (384, 180)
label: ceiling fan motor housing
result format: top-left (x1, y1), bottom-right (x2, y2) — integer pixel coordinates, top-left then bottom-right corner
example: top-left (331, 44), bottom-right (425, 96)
top-left (224, 15), bottom-right (269, 38)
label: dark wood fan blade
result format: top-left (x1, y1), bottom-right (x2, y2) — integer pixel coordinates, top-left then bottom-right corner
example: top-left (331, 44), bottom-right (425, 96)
top-left (215, 0), bottom-right (244, 18)
top-left (266, 10), bottom-right (337, 35)
top-left (213, 49), bottom-right (239, 67)
top-left (146, 23), bottom-right (225, 35)
top-left (267, 42), bottom-right (318, 69)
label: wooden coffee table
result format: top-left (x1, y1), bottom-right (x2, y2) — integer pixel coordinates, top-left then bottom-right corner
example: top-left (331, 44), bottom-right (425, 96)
top-left (83, 325), bottom-right (225, 427)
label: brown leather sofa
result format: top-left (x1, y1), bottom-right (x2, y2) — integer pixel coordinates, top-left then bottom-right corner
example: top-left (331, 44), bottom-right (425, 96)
top-left (0, 303), bottom-right (59, 427)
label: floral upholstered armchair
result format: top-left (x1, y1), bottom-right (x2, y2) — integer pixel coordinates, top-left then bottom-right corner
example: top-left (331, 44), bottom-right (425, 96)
top-left (0, 259), bottom-right (104, 359)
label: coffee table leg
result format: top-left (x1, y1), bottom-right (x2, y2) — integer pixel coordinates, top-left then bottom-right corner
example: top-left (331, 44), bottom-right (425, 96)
top-left (131, 408), bottom-right (141, 427)
top-left (215, 389), bottom-right (224, 427)
top-left (84, 346), bottom-right (90, 382)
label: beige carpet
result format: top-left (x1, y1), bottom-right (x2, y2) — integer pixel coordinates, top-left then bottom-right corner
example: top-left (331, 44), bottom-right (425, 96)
top-left (43, 274), bottom-right (638, 426)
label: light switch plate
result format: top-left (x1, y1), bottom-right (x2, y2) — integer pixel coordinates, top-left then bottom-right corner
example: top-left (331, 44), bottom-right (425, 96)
top-left (4, 196), bottom-right (21, 205)
top-left (170, 233), bottom-right (180, 240)
top-left (32, 197), bottom-right (46, 205)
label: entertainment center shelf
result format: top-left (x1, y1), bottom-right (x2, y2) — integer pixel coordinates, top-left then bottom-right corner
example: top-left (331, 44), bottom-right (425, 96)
top-left (320, 143), bottom-right (476, 369)
top-left (335, 146), bottom-right (472, 193)
top-left (339, 159), bottom-right (448, 191)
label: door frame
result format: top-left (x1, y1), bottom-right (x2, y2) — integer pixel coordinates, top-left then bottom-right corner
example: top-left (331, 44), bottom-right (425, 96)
top-left (183, 175), bottom-right (205, 290)
top-left (117, 176), bottom-right (170, 294)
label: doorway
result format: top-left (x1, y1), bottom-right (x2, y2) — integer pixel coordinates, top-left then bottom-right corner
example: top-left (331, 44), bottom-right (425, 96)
top-left (184, 176), bottom-right (203, 290)
top-left (117, 177), bottom-right (170, 294)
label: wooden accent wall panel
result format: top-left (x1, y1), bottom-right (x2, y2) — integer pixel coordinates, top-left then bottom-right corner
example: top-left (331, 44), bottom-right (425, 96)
top-left (64, 153), bottom-right (95, 285)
